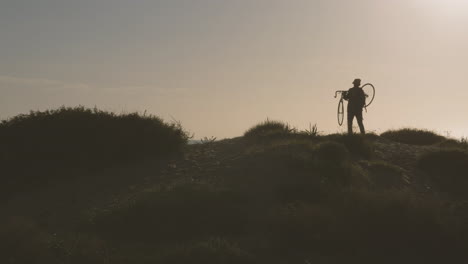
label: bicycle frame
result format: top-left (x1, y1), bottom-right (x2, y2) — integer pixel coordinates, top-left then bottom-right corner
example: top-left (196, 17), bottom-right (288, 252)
top-left (334, 90), bottom-right (346, 126)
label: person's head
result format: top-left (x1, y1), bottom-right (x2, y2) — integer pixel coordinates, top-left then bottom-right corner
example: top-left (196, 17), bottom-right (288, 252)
top-left (352, 78), bottom-right (361, 87)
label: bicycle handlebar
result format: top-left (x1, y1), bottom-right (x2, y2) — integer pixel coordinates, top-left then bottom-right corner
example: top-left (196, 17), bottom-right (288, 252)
top-left (334, 90), bottom-right (347, 98)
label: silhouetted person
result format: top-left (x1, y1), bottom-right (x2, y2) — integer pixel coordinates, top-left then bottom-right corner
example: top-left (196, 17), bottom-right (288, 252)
top-left (343, 78), bottom-right (365, 134)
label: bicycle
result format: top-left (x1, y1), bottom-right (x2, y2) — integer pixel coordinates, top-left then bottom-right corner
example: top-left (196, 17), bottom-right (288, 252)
top-left (334, 83), bottom-right (375, 126)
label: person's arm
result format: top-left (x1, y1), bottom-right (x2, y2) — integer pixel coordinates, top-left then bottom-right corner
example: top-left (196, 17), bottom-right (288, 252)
top-left (343, 89), bottom-right (351, 101)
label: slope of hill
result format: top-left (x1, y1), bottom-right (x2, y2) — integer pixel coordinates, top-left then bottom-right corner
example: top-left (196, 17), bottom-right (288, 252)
top-left (1, 117), bottom-right (468, 264)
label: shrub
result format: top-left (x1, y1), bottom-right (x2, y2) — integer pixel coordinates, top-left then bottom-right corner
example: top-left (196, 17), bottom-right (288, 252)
top-left (327, 190), bottom-right (455, 262)
top-left (227, 140), bottom-right (369, 203)
top-left (226, 140), bottom-right (322, 202)
top-left (314, 141), bottom-right (371, 188)
top-left (160, 237), bottom-right (254, 264)
top-left (381, 128), bottom-right (445, 145)
top-left (326, 134), bottom-right (373, 159)
top-left (0, 106), bottom-right (189, 185)
top-left (94, 183), bottom-right (253, 242)
top-left (264, 190), bottom-right (463, 263)
top-left (437, 139), bottom-right (468, 150)
top-left (313, 141), bottom-right (352, 185)
top-left (0, 216), bottom-right (56, 264)
top-left (367, 161), bottom-right (408, 190)
top-left (418, 149), bottom-right (468, 198)
top-left (314, 141), bottom-right (349, 165)
top-left (243, 120), bottom-right (293, 140)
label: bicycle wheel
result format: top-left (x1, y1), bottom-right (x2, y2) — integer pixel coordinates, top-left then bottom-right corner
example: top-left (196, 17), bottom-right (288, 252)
top-left (361, 83), bottom-right (375, 107)
top-left (337, 99), bottom-right (344, 126)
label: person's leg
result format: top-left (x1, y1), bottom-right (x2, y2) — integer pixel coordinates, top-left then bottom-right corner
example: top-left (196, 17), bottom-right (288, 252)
top-left (356, 110), bottom-right (365, 134)
top-left (347, 111), bottom-right (354, 134)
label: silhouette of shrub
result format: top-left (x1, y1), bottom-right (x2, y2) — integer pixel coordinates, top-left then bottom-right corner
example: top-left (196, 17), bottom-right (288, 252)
top-left (0, 216), bottom-right (56, 264)
top-left (314, 141), bottom-right (349, 164)
top-left (159, 237), bottom-right (254, 264)
top-left (227, 140), bottom-right (369, 203)
top-left (437, 138), bottom-right (468, 150)
top-left (381, 128), bottom-right (445, 145)
top-left (418, 149), bottom-right (468, 198)
top-left (265, 190), bottom-right (462, 263)
top-left (225, 140), bottom-right (322, 202)
top-left (0, 106), bottom-right (189, 186)
top-left (314, 141), bottom-right (371, 188)
top-left (94, 183), bottom-right (253, 242)
top-left (367, 161), bottom-right (408, 190)
top-left (326, 134), bottom-right (373, 159)
top-left (313, 141), bottom-right (351, 185)
top-left (244, 120), bottom-right (293, 140)
top-left (0, 216), bottom-right (117, 264)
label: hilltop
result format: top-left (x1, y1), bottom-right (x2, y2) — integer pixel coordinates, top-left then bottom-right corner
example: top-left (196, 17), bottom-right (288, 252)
top-left (1, 110), bottom-right (468, 264)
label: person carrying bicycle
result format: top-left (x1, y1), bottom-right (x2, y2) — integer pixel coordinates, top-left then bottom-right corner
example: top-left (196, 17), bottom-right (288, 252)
top-left (343, 78), bottom-right (366, 134)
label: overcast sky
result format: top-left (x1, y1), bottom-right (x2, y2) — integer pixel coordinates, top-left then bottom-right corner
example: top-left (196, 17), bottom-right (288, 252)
top-left (1, 0), bottom-right (467, 138)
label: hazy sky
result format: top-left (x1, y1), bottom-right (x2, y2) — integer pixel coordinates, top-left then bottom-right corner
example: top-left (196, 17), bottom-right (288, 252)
top-left (1, 0), bottom-right (467, 138)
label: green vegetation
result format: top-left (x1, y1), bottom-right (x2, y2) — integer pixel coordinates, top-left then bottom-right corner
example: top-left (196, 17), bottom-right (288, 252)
top-left (2, 117), bottom-right (468, 263)
top-left (91, 185), bottom-right (464, 263)
top-left (158, 237), bottom-right (255, 264)
top-left (381, 128), bottom-right (446, 145)
top-left (367, 161), bottom-right (407, 190)
top-left (0, 106), bottom-right (189, 163)
top-left (243, 120), bottom-right (293, 140)
top-left (94, 183), bottom-right (253, 242)
top-left (418, 149), bottom-right (468, 198)
top-left (243, 120), bottom-right (319, 143)
top-left (437, 138), bottom-right (468, 150)
top-left (226, 139), bottom-right (364, 203)
top-left (326, 133), bottom-right (374, 159)
top-left (0, 106), bottom-right (189, 193)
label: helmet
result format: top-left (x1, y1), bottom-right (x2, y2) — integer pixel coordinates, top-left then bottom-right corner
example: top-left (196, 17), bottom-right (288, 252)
top-left (352, 78), bottom-right (361, 85)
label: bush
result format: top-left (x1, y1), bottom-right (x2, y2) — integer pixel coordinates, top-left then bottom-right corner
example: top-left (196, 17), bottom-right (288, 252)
top-left (314, 141), bottom-right (349, 165)
top-left (326, 134), bottom-right (373, 159)
top-left (265, 190), bottom-right (463, 263)
top-left (0, 106), bottom-right (189, 184)
top-left (418, 149), bottom-right (468, 198)
top-left (94, 183), bottom-right (253, 242)
top-left (244, 120), bottom-right (292, 140)
top-left (437, 139), bottom-right (468, 150)
top-left (381, 128), bottom-right (445, 145)
top-left (227, 140), bottom-right (325, 203)
top-left (0, 217), bottom-right (55, 264)
top-left (367, 161), bottom-right (407, 190)
top-left (227, 140), bottom-right (370, 203)
top-left (313, 141), bottom-right (353, 185)
top-left (160, 237), bottom-right (254, 264)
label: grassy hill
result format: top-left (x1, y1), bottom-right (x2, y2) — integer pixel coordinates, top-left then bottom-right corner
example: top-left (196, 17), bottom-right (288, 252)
top-left (1, 114), bottom-right (468, 264)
